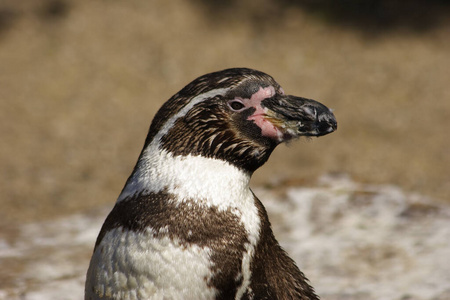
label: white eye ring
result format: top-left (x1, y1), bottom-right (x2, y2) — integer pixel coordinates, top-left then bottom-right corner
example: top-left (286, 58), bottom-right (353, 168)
top-left (228, 100), bottom-right (246, 112)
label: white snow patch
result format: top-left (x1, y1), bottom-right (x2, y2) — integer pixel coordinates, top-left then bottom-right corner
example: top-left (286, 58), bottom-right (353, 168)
top-left (0, 209), bottom-right (107, 300)
top-left (258, 174), bottom-right (450, 300)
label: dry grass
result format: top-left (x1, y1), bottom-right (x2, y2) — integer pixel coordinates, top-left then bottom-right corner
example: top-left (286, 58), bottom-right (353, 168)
top-left (1, 0), bottom-right (449, 225)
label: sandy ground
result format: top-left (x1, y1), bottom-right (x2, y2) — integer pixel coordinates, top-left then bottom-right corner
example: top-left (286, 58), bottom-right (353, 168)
top-left (0, 0), bottom-right (450, 298)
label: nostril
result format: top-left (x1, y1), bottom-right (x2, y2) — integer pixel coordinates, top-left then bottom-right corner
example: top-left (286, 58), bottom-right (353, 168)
top-left (328, 118), bottom-right (337, 131)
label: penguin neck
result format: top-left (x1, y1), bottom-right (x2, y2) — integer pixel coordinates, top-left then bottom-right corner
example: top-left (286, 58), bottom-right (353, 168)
top-left (117, 146), bottom-right (253, 211)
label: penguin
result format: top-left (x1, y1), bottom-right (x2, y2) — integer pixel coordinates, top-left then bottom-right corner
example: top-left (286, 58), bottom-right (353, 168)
top-left (85, 68), bottom-right (337, 300)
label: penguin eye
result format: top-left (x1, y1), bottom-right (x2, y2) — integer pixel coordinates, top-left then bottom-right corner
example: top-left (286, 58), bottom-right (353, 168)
top-left (228, 100), bottom-right (245, 112)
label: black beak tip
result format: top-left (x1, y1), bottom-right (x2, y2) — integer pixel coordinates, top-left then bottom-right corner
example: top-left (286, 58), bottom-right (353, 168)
top-left (262, 95), bottom-right (337, 138)
top-left (316, 111), bottom-right (337, 136)
top-left (326, 114), bottom-right (338, 131)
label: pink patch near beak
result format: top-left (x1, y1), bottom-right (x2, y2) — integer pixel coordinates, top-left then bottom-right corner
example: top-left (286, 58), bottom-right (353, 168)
top-left (246, 86), bottom-right (284, 143)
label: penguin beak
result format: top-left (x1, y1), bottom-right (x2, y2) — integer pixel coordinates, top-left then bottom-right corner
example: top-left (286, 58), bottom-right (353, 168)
top-left (261, 95), bottom-right (337, 140)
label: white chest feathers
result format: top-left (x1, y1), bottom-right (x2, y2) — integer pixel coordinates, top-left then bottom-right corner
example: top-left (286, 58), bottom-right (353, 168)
top-left (86, 155), bottom-right (261, 300)
top-left (86, 228), bottom-right (217, 300)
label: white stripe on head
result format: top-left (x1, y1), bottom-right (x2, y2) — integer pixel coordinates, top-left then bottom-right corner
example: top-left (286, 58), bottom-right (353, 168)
top-left (153, 87), bottom-right (230, 147)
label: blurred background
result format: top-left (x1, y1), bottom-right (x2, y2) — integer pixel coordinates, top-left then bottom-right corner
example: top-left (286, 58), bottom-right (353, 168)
top-left (1, 0), bottom-right (450, 298)
top-left (1, 0), bottom-right (449, 224)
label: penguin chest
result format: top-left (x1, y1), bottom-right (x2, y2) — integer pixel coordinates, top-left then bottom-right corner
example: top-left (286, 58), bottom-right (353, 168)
top-left (86, 227), bottom-right (217, 300)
